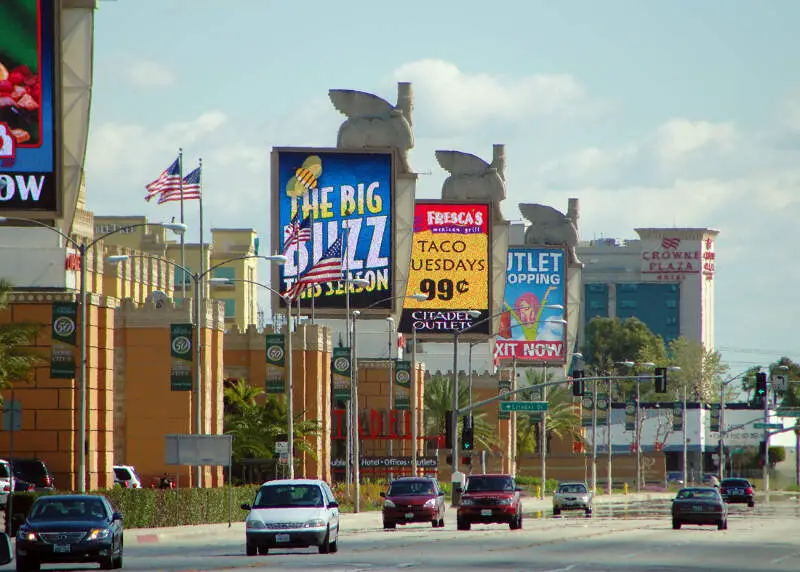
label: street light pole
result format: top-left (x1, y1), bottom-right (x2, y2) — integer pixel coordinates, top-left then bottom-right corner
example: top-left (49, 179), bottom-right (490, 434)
top-left (683, 384), bottom-right (688, 486)
top-left (78, 242), bottom-right (88, 493)
top-left (451, 332), bottom-right (460, 477)
top-left (193, 274), bottom-right (203, 487)
top-left (763, 380), bottom-right (770, 492)
top-left (635, 379), bottom-right (641, 493)
top-left (591, 377), bottom-right (597, 495)
top-left (286, 298), bottom-right (294, 479)
top-left (386, 317), bottom-right (395, 481)
top-left (411, 325), bottom-right (418, 476)
top-left (352, 310), bottom-right (361, 512)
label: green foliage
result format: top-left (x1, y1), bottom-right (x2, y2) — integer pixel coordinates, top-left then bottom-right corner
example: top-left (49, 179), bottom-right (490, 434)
top-left (223, 379), bottom-right (321, 462)
top-left (0, 279), bottom-right (42, 393)
top-left (10, 487), bottom-right (261, 528)
top-left (423, 375), bottom-right (496, 451)
top-left (666, 337), bottom-right (729, 402)
top-left (773, 357), bottom-right (800, 408)
top-left (514, 476), bottom-right (560, 495)
top-left (582, 317), bottom-right (667, 377)
top-left (768, 446), bottom-right (786, 464)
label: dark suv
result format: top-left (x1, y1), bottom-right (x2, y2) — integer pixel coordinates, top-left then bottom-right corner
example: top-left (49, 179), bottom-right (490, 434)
top-left (10, 459), bottom-right (54, 491)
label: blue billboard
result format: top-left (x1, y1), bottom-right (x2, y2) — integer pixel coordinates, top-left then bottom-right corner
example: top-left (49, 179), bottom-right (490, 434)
top-left (272, 149), bottom-right (393, 310)
top-left (0, 0), bottom-right (59, 216)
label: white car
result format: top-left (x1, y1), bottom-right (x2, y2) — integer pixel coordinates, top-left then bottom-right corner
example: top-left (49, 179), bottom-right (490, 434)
top-left (241, 478), bottom-right (340, 556)
top-left (112, 465), bottom-right (142, 488)
top-left (0, 459), bottom-right (14, 507)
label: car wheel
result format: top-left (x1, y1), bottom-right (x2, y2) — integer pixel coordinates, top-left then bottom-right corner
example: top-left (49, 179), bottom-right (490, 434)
top-left (553, 508), bottom-right (561, 516)
top-left (672, 519), bottom-right (681, 530)
top-left (457, 518), bottom-right (471, 531)
top-left (257, 545), bottom-right (269, 555)
top-left (585, 509), bottom-right (592, 518)
top-left (717, 519), bottom-right (727, 530)
top-left (431, 518), bottom-right (439, 528)
top-left (438, 517), bottom-right (445, 527)
top-left (383, 520), bottom-right (396, 529)
top-left (319, 527), bottom-right (332, 554)
top-left (246, 540), bottom-right (257, 556)
top-left (100, 555), bottom-right (115, 570)
top-left (15, 556), bottom-right (39, 572)
top-left (748, 501), bottom-right (755, 508)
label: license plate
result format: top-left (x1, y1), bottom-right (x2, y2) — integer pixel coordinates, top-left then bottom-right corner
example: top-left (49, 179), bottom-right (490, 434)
top-left (731, 489), bottom-right (742, 495)
top-left (481, 509), bottom-right (492, 516)
top-left (692, 505), bottom-right (703, 512)
top-left (405, 512), bottom-right (414, 519)
top-left (54, 544), bottom-right (70, 553)
top-left (275, 534), bottom-right (290, 543)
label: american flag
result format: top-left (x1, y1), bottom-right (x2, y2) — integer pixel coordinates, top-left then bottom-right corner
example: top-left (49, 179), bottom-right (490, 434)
top-left (282, 235), bottom-right (344, 301)
top-left (157, 167), bottom-right (202, 204)
top-left (282, 211), bottom-right (312, 255)
top-left (145, 158), bottom-right (181, 201)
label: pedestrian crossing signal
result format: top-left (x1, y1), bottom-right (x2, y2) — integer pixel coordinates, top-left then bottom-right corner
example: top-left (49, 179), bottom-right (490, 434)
top-left (654, 367), bottom-right (668, 393)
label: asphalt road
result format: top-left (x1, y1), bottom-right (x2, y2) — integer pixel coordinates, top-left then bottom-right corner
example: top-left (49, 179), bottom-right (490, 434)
top-left (3, 497), bottom-right (800, 571)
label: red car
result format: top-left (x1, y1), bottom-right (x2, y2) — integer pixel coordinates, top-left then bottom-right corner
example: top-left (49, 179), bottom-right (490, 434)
top-left (381, 477), bottom-right (446, 529)
top-left (457, 473), bottom-right (523, 530)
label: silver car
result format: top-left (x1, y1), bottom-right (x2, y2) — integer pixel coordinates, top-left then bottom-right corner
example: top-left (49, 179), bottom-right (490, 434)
top-left (553, 482), bottom-right (593, 517)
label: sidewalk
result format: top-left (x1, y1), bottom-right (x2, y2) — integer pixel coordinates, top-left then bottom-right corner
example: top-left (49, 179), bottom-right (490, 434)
top-left (124, 491), bottom-right (676, 544)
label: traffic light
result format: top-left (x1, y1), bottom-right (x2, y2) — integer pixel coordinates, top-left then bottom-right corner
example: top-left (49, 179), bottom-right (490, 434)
top-left (654, 367), bottom-right (668, 393)
top-left (445, 410), bottom-right (453, 449)
top-left (572, 370), bottom-right (585, 397)
top-left (461, 455), bottom-right (472, 466)
top-left (461, 415), bottom-right (474, 451)
top-left (755, 372), bottom-right (768, 399)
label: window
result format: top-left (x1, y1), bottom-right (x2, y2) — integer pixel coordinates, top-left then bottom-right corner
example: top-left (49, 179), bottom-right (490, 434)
top-left (213, 267), bottom-right (235, 281)
top-left (224, 299), bottom-right (236, 318)
top-left (174, 267), bottom-right (192, 285)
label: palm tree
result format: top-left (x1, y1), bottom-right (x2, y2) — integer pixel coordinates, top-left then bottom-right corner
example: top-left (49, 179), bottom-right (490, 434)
top-left (223, 380), bottom-right (322, 461)
top-left (423, 375), bottom-right (496, 451)
top-left (0, 279), bottom-right (41, 391)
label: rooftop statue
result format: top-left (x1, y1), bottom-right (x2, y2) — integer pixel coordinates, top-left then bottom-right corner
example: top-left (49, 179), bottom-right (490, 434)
top-left (519, 203), bottom-right (581, 265)
top-left (435, 144), bottom-right (506, 204)
top-left (329, 82), bottom-right (414, 173)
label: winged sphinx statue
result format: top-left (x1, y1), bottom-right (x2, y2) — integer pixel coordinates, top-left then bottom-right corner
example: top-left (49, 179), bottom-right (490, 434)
top-left (435, 144), bottom-right (506, 203)
top-left (518, 203), bottom-right (582, 265)
top-left (328, 82), bottom-right (414, 172)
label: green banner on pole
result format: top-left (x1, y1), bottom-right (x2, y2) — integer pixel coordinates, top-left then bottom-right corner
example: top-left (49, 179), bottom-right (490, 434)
top-left (625, 400), bottom-right (636, 431)
top-left (710, 403), bottom-right (721, 433)
top-left (50, 302), bottom-right (77, 379)
top-left (672, 402), bottom-right (683, 432)
top-left (265, 334), bottom-right (286, 394)
top-left (394, 360), bottom-right (411, 410)
top-left (170, 323), bottom-right (193, 391)
top-left (332, 347), bottom-right (351, 401)
top-left (596, 392), bottom-right (609, 425)
top-left (498, 369), bottom-right (513, 420)
top-left (581, 392), bottom-right (593, 427)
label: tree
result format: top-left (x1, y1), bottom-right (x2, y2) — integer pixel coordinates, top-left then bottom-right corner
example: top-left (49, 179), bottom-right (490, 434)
top-left (223, 380), bottom-right (321, 462)
top-left (0, 279), bottom-right (41, 392)
top-left (666, 337), bottom-right (729, 402)
top-left (582, 317), bottom-right (667, 376)
top-left (423, 375), bottom-right (496, 452)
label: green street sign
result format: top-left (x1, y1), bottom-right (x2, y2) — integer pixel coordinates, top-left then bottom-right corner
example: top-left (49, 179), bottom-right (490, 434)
top-left (753, 422), bottom-right (783, 429)
top-left (777, 409), bottom-right (800, 417)
top-left (499, 401), bottom-right (548, 413)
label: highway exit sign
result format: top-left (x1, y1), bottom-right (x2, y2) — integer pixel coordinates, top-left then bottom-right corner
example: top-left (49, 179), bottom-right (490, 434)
top-left (500, 401), bottom-right (548, 413)
top-left (753, 422), bottom-right (783, 429)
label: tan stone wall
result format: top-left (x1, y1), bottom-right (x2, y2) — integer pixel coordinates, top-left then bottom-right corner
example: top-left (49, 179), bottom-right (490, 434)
top-left (0, 292), bottom-right (115, 491)
top-left (114, 296), bottom-right (225, 487)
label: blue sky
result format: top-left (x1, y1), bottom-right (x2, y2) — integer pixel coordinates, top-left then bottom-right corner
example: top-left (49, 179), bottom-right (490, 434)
top-left (84, 0), bottom-right (800, 371)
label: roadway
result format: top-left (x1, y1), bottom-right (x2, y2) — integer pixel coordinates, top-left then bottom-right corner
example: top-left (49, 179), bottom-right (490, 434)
top-left (3, 494), bottom-right (800, 571)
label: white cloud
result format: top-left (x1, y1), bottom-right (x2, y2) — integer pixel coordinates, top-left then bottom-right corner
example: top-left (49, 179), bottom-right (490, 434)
top-left (539, 320), bottom-right (565, 342)
top-left (124, 60), bottom-right (176, 88)
top-left (391, 59), bottom-right (597, 135)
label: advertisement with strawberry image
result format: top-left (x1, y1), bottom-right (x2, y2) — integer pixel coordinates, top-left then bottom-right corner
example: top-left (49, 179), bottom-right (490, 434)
top-left (495, 246), bottom-right (567, 363)
top-left (0, 0), bottom-right (58, 215)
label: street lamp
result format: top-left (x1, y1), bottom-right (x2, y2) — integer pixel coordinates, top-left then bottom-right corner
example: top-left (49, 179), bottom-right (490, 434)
top-left (113, 253), bottom-right (286, 487)
top-left (351, 309), bottom-right (362, 512)
top-left (0, 215), bottom-right (187, 492)
top-left (615, 360), bottom-right (655, 493)
top-left (763, 365), bottom-right (788, 492)
top-left (207, 277), bottom-right (295, 478)
top-left (717, 367), bottom-right (761, 481)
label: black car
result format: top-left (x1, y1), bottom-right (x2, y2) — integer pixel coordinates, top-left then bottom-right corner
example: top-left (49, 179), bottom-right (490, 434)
top-left (672, 487), bottom-right (728, 530)
top-left (9, 459), bottom-right (54, 492)
top-left (720, 478), bottom-right (755, 507)
top-left (15, 494), bottom-right (124, 570)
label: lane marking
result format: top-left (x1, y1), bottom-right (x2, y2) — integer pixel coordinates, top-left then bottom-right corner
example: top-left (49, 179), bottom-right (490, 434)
top-left (771, 550), bottom-right (800, 565)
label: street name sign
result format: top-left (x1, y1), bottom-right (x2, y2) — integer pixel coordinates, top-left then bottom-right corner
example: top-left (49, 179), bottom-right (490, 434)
top-left (500, 401), bottom-right (548, 413)
top-left (753, 422), bottom-right (783, 429)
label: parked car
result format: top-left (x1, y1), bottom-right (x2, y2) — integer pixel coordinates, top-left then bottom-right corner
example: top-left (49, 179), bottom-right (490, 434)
top-left (0, 459), bottom-right (15, 509)
top-left (719, 478), bottom-right (755, 507)
top-left (14, 494), bottom-right (124, 570)
top-left (380, 477), bottom-right (446, 529)
top-left (671, 487), bottom-right (728, 530)
top-left (241, 479), bottom-right (339, 556)
top-left (9, 459), bottom-right (54, 491)
top-left (666, 471), bottom-right (685, 486)
top-left (112, 465), bottom-right (142, 489)
top-left (457, 474), bottom-right (523, 531)
top-left (553, 482), bottom-right (593, 517)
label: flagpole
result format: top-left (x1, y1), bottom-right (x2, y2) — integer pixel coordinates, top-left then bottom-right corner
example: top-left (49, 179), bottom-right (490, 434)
top-left (178, 148), bottom-right (187, 299)
top-left (310, 205), bottom-right (316, 325)
top-left (197, 158), bottom-right (205, 488)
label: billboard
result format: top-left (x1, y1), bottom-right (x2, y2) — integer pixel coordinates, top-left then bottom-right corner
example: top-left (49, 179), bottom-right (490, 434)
top-left (0, 0), bottom-right (60, 217)
top-left (398, 202), bottom-right (490, 335)
top-left (272, 148), bottom-right (394, 311)
top-left (494, 247), bottom-right (566, 363)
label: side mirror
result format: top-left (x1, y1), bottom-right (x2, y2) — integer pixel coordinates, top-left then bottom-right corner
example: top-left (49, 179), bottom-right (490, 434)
top-left (379, 492), bottom-right (386, 498)
top-left (0, 532), bottom-right (11, 565)
top-left (515, 486), bottom-right (522, 492)
top-left (111, 512), bottom-right (123, 522)
top-left (240, 503), bottom-right (251, 511)
top-left (438, 491), bottom-right (445, 496)
top-left (328, 501), bottom-right (339, 509)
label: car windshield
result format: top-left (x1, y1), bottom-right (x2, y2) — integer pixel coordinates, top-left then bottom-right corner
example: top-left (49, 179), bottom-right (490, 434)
top-left (721, 479), bottom-right (749, 487)
top-left (676, 489), bottom-right (719, 500)
top-left (30, 498), bottom-right (108, 521)
top-left (253, 484), bottom-right (324, 508)
top-left (388, 480), bottom-right (435, 496)
top-left (558, 484), bottom-right (587, 494)
top-left (0, 464), bottom-right (10, 479)
top-left (466, 476), bottom-right (514, 492)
